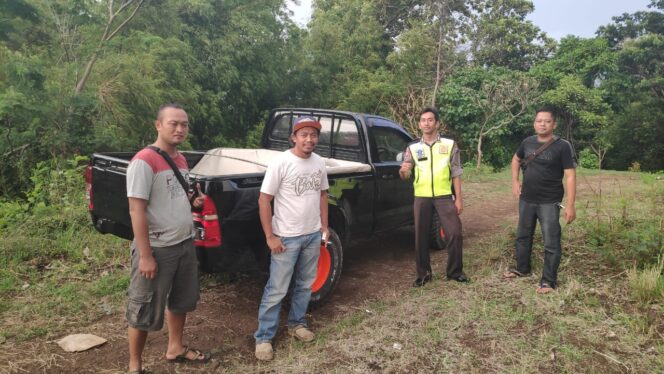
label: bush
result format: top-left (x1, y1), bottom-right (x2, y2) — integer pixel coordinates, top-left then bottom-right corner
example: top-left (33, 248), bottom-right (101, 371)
top-left (578, 148), bottom-right (598, 169)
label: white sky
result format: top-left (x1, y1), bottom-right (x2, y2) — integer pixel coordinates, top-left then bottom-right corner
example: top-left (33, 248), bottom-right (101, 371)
top-left (288, 0), bottom-right (654, 39)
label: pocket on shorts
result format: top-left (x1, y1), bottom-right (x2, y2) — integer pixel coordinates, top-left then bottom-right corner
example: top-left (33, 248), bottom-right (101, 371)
top-left (126, 289), bottom-right (153, 328)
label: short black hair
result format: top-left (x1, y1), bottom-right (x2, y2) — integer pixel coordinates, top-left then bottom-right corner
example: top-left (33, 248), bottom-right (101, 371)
top-left (420, 106), bottom-right (440, 122)
top-left (157, 103), bottom-right (185, 119)
top-left (535, 106), bottom-right (556, 122)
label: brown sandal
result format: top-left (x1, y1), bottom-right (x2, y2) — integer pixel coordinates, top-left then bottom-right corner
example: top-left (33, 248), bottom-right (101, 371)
top-left (503, 269), bottom-right (527, 278)
top-left (167, 346), bottom-right (211, 364)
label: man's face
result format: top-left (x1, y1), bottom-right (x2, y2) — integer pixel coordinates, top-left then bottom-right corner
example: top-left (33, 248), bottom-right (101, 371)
top-left (533, 111), bottom-right (556, 137)
top-left (291, 127), bottom-right (319, 155)
top-left (419, 111), bottom-right (440, 135)
top-left (156, 107), bottom-right (189, 146)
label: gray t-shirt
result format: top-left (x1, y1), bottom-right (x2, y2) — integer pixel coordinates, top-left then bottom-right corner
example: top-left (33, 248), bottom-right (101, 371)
top-left (126, 148), bottom-right (194, 247)
top-left (260, 150), bottom-right (329, 237)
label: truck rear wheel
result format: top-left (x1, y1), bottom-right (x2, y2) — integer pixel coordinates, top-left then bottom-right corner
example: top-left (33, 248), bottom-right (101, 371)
top-left (309, 228), bottom-right (343, 310)
top-left (430, 212), bottom-right (447, 250)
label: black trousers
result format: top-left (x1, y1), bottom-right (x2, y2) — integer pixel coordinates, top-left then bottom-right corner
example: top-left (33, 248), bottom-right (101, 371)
top-left (413, 196), bottom-right (464, 279)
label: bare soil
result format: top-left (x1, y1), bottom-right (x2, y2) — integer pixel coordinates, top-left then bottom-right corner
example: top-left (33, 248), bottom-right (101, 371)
top-left (4, 174), bottom-right (622, 373)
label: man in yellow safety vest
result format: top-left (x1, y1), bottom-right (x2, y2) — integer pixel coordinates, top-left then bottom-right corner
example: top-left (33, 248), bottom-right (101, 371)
top-left (399, 107), bottom-right (469, 287)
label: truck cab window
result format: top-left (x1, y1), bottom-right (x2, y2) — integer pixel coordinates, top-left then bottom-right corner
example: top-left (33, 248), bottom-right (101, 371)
top-left (368, 125), bottom-right (411, 163)
top-left (334, 119), bottom-right (360, 147)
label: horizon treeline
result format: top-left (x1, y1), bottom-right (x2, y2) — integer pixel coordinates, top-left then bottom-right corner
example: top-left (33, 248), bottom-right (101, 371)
top-left (1, 0), bottom-right (663, 198)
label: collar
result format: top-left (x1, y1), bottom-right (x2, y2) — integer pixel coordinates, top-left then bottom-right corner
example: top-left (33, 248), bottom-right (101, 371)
top-left (419, 134), bottom-right (441, 146)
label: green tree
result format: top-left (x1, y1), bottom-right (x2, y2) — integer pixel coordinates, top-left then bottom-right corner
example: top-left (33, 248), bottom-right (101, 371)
top-left (439, 67), bottom-right (538, 169)
top-left (470, 0), bottom-right (555, 71)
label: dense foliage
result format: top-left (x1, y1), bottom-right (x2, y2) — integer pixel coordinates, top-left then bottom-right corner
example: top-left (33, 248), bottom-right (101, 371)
top-left (1, 0), bottom-right (663, 198)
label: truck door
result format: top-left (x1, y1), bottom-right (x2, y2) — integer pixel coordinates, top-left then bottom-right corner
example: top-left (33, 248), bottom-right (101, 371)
top-left (367, 119), bottom-right (414, 232)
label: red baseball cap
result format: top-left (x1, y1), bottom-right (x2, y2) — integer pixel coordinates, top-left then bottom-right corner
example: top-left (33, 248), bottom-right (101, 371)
top-left (292, 116), bottom-right (322, 135)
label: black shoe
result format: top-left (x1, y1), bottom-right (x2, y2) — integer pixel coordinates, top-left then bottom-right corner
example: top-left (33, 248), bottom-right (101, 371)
top-left (412, 274), bottom-right (432, 287)
top-left (447, 274), bottom-right (470, 283)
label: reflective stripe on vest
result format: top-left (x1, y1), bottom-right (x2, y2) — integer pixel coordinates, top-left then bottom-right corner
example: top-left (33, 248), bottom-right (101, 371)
top-left (409, 138), bottom-right (455, 197)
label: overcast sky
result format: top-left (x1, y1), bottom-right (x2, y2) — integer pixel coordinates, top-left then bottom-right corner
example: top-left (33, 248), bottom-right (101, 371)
top-left (288, 0), bottom-right (654, 40)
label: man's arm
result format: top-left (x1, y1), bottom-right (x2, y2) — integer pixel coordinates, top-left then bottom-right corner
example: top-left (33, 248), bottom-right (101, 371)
top-left (258, 192), bottom-right (284, 254)
top-left (511, 154), bottom-right (522, 198)
top-left (320, 190), bottom-right (329, 242)
top-left (128, 197), bottom-right (157, 279)
top-left (453, 176), bottom-right (463, 215)
top-left (563, 168), bottom-right (576, 224)
top-left (399, 147), bottom-right (413, 180)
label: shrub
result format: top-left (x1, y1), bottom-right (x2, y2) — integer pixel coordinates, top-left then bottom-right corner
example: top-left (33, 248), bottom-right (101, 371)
top-left (578, 148), bottom-right (598, 169)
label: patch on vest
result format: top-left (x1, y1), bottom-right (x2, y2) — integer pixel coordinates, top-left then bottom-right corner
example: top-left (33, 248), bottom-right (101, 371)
top-left (438, 145), bottom-right (449, 154)
top-left (415, 148), bottom-right (427, 161)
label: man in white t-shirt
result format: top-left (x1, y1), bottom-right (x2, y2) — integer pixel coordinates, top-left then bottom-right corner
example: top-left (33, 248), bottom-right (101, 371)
top-left (254, 116), bottom-right (329, 361)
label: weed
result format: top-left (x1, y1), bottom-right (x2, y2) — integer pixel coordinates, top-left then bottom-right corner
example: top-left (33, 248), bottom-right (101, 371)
top-left (627, 256), bottom-right (664, 304)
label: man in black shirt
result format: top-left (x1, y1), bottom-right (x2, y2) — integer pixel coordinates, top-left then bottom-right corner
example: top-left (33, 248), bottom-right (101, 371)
top-left (504, 107), bottom-right (577, 294)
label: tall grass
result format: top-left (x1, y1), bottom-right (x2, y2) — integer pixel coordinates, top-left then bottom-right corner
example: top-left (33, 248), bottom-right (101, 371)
top-left (0, 157), bottom-right (128, 342)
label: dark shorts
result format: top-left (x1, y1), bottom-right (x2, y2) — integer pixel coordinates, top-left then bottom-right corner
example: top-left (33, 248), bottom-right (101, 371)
top-left (126, 237), bottom-right (199, 331)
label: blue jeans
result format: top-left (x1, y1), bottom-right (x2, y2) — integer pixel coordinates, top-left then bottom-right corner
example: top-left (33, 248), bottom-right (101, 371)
top-left (254, 231), bottom-right (321, 343)
top-left (515, 199), bottom-right (562, 287)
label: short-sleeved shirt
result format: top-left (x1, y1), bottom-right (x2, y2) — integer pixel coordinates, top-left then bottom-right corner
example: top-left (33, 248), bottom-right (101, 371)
top-left (126, 148), bottom-right (194, 247)
top-left (260, 150), bottom-right (329, 237)
top-left (516, 136), bottom-right (577, 203)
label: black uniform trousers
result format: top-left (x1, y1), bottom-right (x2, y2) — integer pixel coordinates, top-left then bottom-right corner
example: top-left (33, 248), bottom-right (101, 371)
top-left (413, 196), bottom-right (464, 279)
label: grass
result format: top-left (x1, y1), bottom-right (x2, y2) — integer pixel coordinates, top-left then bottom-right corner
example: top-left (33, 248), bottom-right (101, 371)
top-left (0, 166), bottom-right (662, 372)
top-left (226, 169), bottom-right (664, 373)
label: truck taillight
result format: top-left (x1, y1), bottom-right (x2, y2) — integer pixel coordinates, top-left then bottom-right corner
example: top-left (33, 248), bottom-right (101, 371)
top-left (193, 195), bottom-right (222, 248)
top-left (84, 165), bottom-right (93, 211)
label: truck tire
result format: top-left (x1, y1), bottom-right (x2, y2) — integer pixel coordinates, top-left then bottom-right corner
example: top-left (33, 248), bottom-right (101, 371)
top-left (430, 212), bottom-right (447, 250)
top-left (309, 228), bottom-right (343, 310)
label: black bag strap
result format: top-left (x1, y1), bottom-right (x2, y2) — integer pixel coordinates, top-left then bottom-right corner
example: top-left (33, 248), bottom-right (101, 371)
top-left (146, 145), bottom-right (196, 207)
top-left (522, 136), bottom-right (559, 168)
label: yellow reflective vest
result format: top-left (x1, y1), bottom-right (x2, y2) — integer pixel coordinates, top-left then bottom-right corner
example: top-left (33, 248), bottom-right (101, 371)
top-left (409, 137), bottom-right (455, 197)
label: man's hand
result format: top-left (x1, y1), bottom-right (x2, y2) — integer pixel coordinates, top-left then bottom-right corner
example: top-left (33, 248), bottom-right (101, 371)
top-left (267, 235), bottom-right (285, 254)
top-left (189, 183), bottom-right (205, 209)
top-left (399, 165), bottom-right (412, 180)
top-left (454, 198), bottom-right (463, 215)
top-left (139, 253), bottom-right (158, 279)
top-left (512, 180), bottom-right (521, 198)
top-left (321, 227), bottom-right (330, 247)
top-left (564, 205), bottom-right (576, 224)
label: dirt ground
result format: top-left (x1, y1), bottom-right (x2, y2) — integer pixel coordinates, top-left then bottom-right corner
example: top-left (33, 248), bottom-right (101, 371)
top-left (6, 175), bottom-right (620, 373)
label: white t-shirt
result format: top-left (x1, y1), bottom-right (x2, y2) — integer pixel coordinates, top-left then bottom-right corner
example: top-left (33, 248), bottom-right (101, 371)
top-left (260, 150), bottom-right (329, 237)
top-left (126, 148), bottom-right (194, 247)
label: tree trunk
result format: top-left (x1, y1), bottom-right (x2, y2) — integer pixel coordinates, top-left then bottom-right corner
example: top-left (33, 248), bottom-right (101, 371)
top-left (476, 135), bottom-right (483, 170)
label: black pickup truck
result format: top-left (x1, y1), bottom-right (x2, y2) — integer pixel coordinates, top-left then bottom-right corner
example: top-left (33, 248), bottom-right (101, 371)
top-left (86, 108), bottom-right (445, 307)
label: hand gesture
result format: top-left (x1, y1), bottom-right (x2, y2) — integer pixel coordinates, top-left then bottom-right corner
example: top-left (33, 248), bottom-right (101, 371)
top-left (189, 183), bottom-right (205, 209)
top-left (399, 165), bottom-right (412, 180)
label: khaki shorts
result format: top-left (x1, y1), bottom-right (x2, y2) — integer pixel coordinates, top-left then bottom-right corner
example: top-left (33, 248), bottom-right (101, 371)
top-left (126, 237), bottom-right (199, 331)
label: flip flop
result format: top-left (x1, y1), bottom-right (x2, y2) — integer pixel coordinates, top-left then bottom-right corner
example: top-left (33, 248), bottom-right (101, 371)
top-left (503, 269), bottom-right (527, 278)
top-left (536, 281), bottom-right (555, 294)
top-left (167, 346), bottom-right (211, 364)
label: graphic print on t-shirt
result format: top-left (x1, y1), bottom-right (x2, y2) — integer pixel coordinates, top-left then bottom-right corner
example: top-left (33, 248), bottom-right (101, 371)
top-left (286, 169), bottom-right (323, 196)
top-left (165, 172), bottom-right (188, 200)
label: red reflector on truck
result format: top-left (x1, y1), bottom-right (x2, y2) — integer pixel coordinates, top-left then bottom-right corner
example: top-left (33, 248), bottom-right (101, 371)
top-left (193, 195), bottom-right (222, 247)
top-left (84, 165), bottom-right (93, 211)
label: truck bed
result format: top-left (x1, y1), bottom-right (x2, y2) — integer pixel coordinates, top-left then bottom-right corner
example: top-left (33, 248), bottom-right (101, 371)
top-left (190, 148), bottom-right (372, 177)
